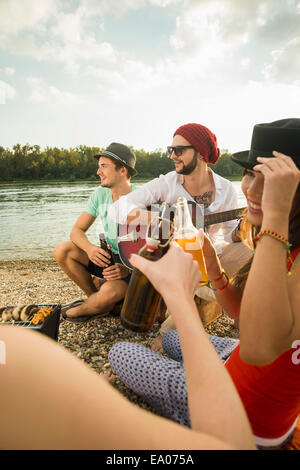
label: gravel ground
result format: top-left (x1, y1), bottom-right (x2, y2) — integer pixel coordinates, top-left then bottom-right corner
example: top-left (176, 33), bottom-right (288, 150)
top-left (0, 257), bottom-right (239, 414)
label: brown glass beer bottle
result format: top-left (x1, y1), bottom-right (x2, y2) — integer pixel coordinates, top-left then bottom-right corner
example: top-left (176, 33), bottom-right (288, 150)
top-left (120, 205), bottom-right (172, 332)
top-left (99, 233), bottom-right (115, 265)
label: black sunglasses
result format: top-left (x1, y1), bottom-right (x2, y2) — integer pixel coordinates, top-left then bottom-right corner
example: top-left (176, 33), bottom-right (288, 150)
top-left (167, 145), bottom-right (194, 157)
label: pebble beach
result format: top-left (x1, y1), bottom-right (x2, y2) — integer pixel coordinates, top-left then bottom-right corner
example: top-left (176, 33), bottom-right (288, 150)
top-left (0, 257), bottom-right (239, 414)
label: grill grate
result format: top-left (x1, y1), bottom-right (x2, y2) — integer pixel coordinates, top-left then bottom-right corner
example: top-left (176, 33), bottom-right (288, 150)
top-left (0, 304), bottom-right (61, 340)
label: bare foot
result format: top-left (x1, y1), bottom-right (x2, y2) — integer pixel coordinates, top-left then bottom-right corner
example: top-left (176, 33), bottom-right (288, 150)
top-left (100, 370), bottom-right (116, 384)
top-left (66, 305), bottom-right (92, 318)
top-left (150, 334), bottom-right (163, 353)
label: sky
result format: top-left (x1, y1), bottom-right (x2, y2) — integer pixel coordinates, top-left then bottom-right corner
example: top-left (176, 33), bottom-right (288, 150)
top-left (0, 0), bottom-right (300, 154)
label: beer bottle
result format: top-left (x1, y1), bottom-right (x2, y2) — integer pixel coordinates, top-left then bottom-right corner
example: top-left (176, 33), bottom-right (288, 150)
top-left (120, 205), bottom-right (172, 332)
top-left (174, 197), bottom-right (208, 285)
top-left (90, 233), bottom-right (115, 279)
top-left (99, 233), bottom-right (115, 266)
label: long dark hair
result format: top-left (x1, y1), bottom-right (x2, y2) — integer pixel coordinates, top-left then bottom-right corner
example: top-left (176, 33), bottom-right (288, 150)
top-left (233, 181), bottom-right (300, 290)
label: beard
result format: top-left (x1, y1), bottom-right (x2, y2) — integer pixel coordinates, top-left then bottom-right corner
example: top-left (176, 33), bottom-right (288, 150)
top-left (175, 150), bottom-right (198, 175)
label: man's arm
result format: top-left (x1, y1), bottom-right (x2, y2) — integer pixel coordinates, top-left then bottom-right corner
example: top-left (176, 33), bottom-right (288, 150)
top-left (108, 175), bottom-right (169, 225)
top-left (70, 212), bottom-right (111, 267)
top-left (70, 212), bottom-right (95, 252)
top-left (125, 207), bottom-right (156, 226)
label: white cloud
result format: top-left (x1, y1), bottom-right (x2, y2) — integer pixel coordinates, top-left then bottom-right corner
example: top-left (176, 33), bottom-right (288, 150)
top-left (0, 0), bottom-right (61, 35)
top-left (4, 67), bottom-right (15, 76)
top-left (77, 0), bottom-right (180, 17)
top-left (27, 77), bottom-right (85, 105)
top-left (167, 0), bottom-right (300, 88)
top-left (0, 80), bottom-right (16, 104)
top-left (263, 37), bottom-right (300, 84)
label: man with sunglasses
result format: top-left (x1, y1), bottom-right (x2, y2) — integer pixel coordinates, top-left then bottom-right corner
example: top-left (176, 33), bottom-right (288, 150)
top-left (109, 123), bottom-right (239, 248)
top-left (108, 124), bottom-right (248, 349)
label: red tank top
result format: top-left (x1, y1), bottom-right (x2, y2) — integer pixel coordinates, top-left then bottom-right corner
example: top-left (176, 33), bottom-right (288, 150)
top-left (225, 246), bottom-right (300, 439)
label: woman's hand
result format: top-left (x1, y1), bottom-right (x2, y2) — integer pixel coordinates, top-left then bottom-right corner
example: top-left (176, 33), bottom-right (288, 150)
top-left (254, 151), bottom-right (300, 219)
top-left (202, 232), bottom-right (223, 280)
top-left (129, 241), bottom-right (201, 301)
top-left (86, 245), bottom-right (111, 267)
top-left (103, 263), bottom-right (130, 280)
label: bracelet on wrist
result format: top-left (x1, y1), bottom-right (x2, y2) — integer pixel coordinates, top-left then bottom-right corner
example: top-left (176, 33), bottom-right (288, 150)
top-left (209, 270), bottom-right (230, 291)
top-left (212, 271), bottom-right (224, 283)
top-left (253, 229), bottom-right (292, 269)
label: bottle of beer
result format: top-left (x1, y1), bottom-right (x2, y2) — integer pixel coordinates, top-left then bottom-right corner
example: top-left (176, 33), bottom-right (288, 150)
top-left (174, 197), bottom-right (208, 285)
top-left (120, 204), bottom-right (172, 332)
top-left (99, 233), bottom-right (115, 266)
top-left (90, 233), bottom-right (115, 278)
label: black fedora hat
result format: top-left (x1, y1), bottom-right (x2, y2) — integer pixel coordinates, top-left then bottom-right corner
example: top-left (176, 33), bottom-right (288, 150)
top-left (231, 118), bottom-right (300, 170)
top-left (94, 142), bottom-right (137, 177)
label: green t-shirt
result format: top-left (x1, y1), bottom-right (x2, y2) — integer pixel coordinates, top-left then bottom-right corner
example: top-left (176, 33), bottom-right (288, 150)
top-left (85, 184), bottom-right (138, 254)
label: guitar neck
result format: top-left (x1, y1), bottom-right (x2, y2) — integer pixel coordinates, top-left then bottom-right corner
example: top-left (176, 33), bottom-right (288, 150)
top-left (204, 207), bottom-right (246, 227)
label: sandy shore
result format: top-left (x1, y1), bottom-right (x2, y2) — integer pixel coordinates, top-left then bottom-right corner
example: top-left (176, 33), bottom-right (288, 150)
top-left (0, 257), bottom-right (239, 412)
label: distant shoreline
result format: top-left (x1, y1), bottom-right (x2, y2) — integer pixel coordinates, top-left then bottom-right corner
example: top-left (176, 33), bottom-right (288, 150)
top-left (0, 175), bottom-right (242, 186)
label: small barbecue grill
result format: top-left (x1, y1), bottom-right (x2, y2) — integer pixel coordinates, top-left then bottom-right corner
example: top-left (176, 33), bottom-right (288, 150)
top-left (0, 304), bottom-right (61, 340)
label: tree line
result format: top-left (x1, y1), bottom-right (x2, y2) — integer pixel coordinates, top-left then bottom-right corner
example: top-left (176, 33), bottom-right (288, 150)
top-left (0, 144), bottom-right (243, 181)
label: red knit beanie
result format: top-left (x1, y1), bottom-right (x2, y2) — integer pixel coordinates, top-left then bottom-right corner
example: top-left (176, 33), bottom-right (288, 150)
top-left (173, 123), bottom-right (220, 164)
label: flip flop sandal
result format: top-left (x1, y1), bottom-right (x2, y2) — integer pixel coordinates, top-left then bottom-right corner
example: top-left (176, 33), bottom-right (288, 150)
top-left (61, 300), bottom-right (92, 323)
top-left (61, 300), bottom-right (112, 323)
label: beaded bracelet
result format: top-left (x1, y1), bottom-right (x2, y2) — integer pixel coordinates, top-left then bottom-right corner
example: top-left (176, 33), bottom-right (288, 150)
top-left (254, 229), bottom-right (292, 257)
top-left (209, 270), bottom-right (230, 291)
top-left (253, 229), bottom-right (293, 272)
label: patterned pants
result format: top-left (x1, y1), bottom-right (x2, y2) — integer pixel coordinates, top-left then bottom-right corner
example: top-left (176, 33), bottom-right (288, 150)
top-left (108, 330), bottom-right (239, 427)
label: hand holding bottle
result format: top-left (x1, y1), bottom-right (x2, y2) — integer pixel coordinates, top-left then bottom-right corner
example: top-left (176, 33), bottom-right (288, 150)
top-left (103, 263), bottom-right (130, 280)
top-left (86, 245), bottom-right (111, 267)
top-left (129, 241), bottom-right (201, 304)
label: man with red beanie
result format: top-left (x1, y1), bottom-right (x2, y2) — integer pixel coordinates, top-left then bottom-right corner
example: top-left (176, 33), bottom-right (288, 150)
top-left (109, 122), bottom-right (239, 247)
top-left (109, 123), bottom-right (249, 350)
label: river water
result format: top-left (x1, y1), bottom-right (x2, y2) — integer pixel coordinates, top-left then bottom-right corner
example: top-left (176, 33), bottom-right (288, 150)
top-left (0, 180), bottom-right (246, 260)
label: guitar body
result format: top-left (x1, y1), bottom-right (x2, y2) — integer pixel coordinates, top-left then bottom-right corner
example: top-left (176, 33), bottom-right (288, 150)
top-left (117, 222), bottom-right (148, 269)
top-left (117, 202), bottom-right (245, 269)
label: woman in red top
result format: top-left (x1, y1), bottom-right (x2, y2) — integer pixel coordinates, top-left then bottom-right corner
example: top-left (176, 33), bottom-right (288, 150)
top-left (202, 118), bottom-right (300, 449)
top-left (105, 119), bottom-right (300, 450)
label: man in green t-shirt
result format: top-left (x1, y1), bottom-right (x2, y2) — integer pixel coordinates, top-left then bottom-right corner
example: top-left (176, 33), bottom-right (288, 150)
top-left (54, 143), bottom-right (138, 322)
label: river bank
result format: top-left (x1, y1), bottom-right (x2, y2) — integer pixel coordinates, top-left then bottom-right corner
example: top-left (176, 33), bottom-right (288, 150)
top-left (0, 175), bottom-right (242, 185)
top-left (0, 257), bottom-right (239, 412)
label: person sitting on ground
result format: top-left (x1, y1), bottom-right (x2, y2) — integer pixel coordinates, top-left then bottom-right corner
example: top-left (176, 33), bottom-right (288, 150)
top-left (53, 143), bottom-right (138, 322)
top-left (0, 241), bottom-right (256, 450)
top-left (109, 122), bottom-right (247, 349)
top-left (108, 118), bottom-right (300, 450)
top-left (109, 122), bottom-right (239, 248)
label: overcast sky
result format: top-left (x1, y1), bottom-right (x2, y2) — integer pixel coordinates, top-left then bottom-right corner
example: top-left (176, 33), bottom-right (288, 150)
top-left (0, 0), bottom-right (300, 154)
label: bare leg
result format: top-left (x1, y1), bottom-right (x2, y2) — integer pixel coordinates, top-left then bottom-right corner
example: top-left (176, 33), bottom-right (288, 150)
top-left (66, 279), bottom-right (128, 318)
top-left (0, 326), bottom-right (236, 450)
top-left (53, 241), bottom-right (97, 297)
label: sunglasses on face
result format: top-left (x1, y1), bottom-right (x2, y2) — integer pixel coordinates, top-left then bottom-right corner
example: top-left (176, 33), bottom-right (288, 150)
top-left (167, 145), bottom-right (194, 157)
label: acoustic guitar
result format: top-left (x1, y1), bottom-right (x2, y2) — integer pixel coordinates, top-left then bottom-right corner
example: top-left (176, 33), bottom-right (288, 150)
top-left (117, 203), bottom-right (246, 269)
